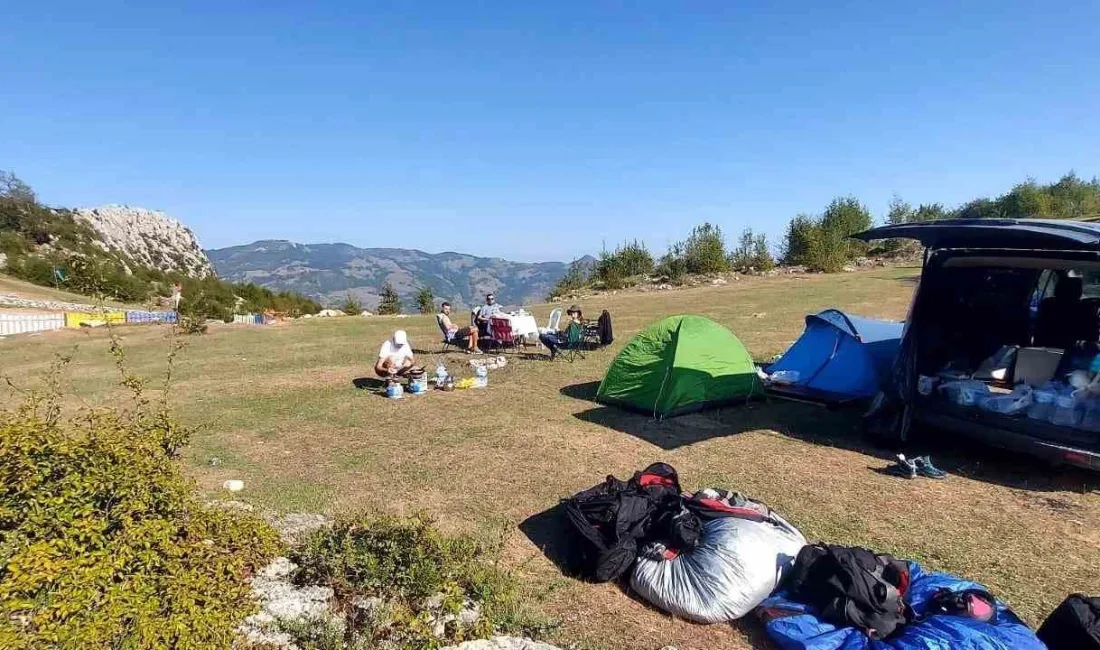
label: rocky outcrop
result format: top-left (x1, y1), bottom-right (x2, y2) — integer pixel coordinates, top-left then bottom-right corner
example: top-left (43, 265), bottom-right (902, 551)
top-left (74, 204), bottom-right (213, 278)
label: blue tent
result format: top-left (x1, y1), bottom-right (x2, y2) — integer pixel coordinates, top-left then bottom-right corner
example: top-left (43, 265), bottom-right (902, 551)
top-left (767, 309), bottom-right (904, 400)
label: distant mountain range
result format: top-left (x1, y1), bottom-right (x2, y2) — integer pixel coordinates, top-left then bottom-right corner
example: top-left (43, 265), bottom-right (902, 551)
top-left (206, 240), bottom-right (595, 310)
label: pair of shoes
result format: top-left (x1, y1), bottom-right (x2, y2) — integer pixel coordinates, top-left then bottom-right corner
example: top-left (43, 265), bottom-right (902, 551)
top-left (912, 455), bottom-right (947, 479)
top-left (885, 453), bottom-right (917, 479)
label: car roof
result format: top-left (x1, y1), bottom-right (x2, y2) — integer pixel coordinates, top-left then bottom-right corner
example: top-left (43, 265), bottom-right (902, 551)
top-left (853, 219), bottom-right (1100, 251)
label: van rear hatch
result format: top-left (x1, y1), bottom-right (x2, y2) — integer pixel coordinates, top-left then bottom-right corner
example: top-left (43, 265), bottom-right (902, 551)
top-left (854, 219), bottom-right (1100, 251)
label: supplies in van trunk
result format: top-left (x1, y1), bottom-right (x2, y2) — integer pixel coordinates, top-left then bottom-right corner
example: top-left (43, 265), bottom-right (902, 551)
top-left (1014, 347), bottom-right (1064, 387)
top-left (938, 380), bottom-right (990, 407)
top-left (1028, 384), bottom-right (1058, 421)
top-left (973, 346), bottom-right (1018, 382)
top-left (981, 385), bottom-right (1033, 415)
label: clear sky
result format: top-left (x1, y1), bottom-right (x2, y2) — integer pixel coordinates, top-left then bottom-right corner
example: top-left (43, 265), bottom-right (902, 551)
top-left (3, 2), bottom-right (1098, 261)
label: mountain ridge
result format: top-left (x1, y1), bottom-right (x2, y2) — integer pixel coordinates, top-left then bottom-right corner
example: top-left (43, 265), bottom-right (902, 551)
top-left (206, 239), bottom-right (594, 310)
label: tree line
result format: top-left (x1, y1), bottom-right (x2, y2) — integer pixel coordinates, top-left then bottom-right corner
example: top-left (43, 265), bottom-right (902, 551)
top-left (551, 172), bottom-right (1100, 297)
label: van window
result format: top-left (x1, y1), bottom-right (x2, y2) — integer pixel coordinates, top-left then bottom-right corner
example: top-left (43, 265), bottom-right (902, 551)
top-left (1083, 270), bottom-right (1100, 298)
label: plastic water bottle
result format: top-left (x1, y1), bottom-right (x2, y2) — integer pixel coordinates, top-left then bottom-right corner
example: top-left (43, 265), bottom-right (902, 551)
top-left (435, 363), bottom-right (448, 384)
top-left (1028, 386), bottom-right (1057, 421)
top-left (385, 382), bottom-right (403, 400)
top-left (475, 365), bottom-right (488, 388)
top-left (1051, 391), bottom-right (1082, 427)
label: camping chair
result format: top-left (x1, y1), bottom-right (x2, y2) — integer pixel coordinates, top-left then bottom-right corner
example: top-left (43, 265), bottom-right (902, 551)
top-left (560, 321), bottom-right (586, 362)
top-left (583, 321), bottom-right (601, 349)
top-left (489, 316), bottom-right (517, 353)
top-left (436, 314), bottom-right (461, 353)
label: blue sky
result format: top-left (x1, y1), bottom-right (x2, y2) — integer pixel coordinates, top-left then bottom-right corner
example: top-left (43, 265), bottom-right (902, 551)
top-left (2, 2), bottom-right (1098, 261)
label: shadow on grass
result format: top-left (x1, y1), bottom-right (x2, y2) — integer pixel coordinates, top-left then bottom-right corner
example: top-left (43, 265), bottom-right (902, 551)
top-left (565, 387), bottom-right (1096, 492)
top-left (351, 377), bottom-right (385, 391)
top-left (559, 380), bottom-right (601, 401)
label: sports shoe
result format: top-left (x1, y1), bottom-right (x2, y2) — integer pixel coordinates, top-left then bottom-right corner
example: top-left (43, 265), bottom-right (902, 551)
top-left (885, 454), bottom-right (917, 479)
top-left (913, 456), bottom-right (947, 479)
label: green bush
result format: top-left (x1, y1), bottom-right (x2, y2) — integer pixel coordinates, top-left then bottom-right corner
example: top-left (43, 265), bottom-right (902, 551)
top-left (343, 292), bottom-right (364, 315)
top-left (291, 513), bottom-right (520, 648)
top-left (730, 228), bottom-right (775, 273)
top-left (0, 359), bottom-right (282, 650)
top-left (681, 222), bottom-right (730, 274)
top-left (547, 259), bottom-right (589, 299)
top-left (377, 282), bottom-right (402, 315)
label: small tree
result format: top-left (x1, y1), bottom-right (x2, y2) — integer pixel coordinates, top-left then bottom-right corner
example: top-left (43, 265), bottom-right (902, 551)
top-left (415, 286), bottom-right (435, 314)
top-left (341, 292), bottom-right (363, 315)
top-left (819, 196), bottom-right (873, 260)
top-left (655, 242), bottom-right (688, 284)
top-left (548, 258), bottom-right (590, 299)
top-left (0, 170), bottom-right (36, 204)
top-left (377, 282), bottom-right (401, 315)
top-left (782, 214), bottom-right (817, 266)
top-left (682, 222), bottom-right (730, 274)
top-left (752, 232), bottom-right (775, 271)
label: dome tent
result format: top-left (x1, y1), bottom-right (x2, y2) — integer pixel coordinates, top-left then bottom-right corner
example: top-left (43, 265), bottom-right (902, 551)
top-left (766, 309), bottom-right (903, 401)
top-left (596, 315), bottom-right (759, 418)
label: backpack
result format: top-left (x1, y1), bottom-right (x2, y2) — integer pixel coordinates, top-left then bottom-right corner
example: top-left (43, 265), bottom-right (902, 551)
top-left (562, 462), bottom-right (686, 582)
top-left (786, 544), bottom-right (911, 639)
top-left (1038, 594), bottom-right (1100, 650)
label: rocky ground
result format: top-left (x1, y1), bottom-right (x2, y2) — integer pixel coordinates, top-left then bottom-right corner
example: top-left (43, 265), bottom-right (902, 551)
top-left (75, 204), bottom-right (213, 278)
top-left (230, 507), bottom-right (564, 650)
top-left (0, 293), bottom-right (120, 313)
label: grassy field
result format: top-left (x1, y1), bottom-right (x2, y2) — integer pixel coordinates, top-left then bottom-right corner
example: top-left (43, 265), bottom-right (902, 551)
top-left (1, 266), bottom-right (1097, 650)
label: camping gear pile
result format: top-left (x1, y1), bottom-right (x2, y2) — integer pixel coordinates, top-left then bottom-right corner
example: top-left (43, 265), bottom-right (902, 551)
top-left (562, 463), bottom-right (1050, 648)
top-left (562, 463), bottom-right (804, 623)
top-left (596, 315), bottom-right (759, 418)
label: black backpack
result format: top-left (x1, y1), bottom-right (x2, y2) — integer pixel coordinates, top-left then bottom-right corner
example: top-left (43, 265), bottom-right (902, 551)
top-left (562, 462), bottom-right (687, 582)
top-left (1038, 594), bottom-right (1100, 650)
top-left (786, 544), bottom-right (911, 639)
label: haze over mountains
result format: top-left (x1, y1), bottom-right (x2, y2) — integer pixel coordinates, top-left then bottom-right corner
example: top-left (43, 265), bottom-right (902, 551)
top-left (206, 240), bottom-right (594, 310)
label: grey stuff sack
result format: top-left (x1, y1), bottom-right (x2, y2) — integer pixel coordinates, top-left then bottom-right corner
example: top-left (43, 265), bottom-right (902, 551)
top-left (630, 512), bottom-right (806, 623)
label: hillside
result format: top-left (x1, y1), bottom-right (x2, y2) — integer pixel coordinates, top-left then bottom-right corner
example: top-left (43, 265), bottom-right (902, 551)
top-left (207, 239), bottom-right (596, 309)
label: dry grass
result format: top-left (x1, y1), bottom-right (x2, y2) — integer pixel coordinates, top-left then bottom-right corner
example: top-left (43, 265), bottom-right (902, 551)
top-left (2, 266), bottom-right (1097, 650)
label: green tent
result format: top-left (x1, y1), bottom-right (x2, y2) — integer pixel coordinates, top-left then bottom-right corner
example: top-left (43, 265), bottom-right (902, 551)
top-left (596, 315), bottom-right (759, 418)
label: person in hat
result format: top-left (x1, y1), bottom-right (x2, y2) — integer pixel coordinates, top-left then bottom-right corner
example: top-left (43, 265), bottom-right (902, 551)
top-left (375, 329), bottom-right (418, 378)
top-left (539, 305), bottom-right (584, 360)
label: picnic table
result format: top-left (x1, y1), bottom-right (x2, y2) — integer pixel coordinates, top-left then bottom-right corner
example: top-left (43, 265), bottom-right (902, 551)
top-left (497, 312), bottom-right (540, 343)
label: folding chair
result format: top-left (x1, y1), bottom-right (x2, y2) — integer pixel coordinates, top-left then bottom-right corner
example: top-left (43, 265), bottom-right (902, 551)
top-left (560, 321), bottom-right (586, 362)
top-left (436, 315), bottom-right (462, 353)
top-left (489, 316), bottom-right (517, 353)
top-left (583, 321), bottom-right (601, 349)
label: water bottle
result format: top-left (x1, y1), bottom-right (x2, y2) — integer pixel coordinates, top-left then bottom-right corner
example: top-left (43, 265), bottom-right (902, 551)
top-left (435, 363), bottom-right (448, 385)
top-left (1050, 391), bottom-right (1082, 427)
top-left (475, 365), bottom-right (488, 388)
top-left (385, 381), bottom-right (403, 400)
top-left (1028, 386), bottom-right (1056, 421)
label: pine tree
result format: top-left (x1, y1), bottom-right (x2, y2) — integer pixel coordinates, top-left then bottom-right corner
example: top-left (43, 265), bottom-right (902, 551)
top-left (377, 282), bottom-right (402, 315)
top-left (415, 286), bottom-right (435, 314)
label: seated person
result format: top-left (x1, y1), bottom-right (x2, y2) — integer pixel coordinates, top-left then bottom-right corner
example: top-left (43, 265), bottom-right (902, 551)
top-left (374, 329), bottom-right (418, 378)
top-left (475, 293), bottom-right (501, 337)
top-left (539, 305), bottom-right (583, 360)
top-left (438, 302), bottom-right (479, 353)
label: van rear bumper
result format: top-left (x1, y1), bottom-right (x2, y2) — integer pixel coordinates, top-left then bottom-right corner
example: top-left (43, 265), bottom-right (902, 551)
top-left (914, 407), bottom-right (1100, 471)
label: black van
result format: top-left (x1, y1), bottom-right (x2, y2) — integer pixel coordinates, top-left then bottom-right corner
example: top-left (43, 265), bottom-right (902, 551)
top-left (856, 219), bottom-right (1100, 471)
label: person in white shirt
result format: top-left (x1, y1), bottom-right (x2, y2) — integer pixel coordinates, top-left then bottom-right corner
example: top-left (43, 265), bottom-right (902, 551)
top-left (475, 293), bottom-right (502, 337)
top-left (374, 330), bottom-right (417, 378)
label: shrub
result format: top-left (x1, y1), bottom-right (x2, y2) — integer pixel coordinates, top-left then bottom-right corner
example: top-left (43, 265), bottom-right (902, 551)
top-left (0, 355), bottom-right (282, 650)
top-left (291, 513), bottom-right (521, 648)
top-left (415, 286), bottom-right (435, 314)
top-left (343, 292), bottom-right (364, 315)
top-left (681, 222), bottom-right (730, 275)
top-left (548, 258), bottom-right (589, 299)
top-left (655, 243), bottom-right (688, 284)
